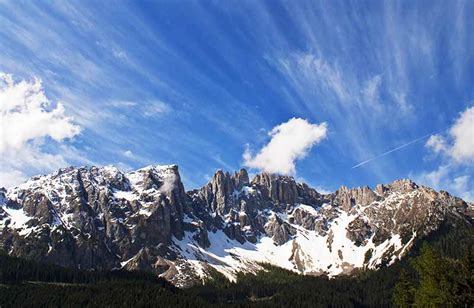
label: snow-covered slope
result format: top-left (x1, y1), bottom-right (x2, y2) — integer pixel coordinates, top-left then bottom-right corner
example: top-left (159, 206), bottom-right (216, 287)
top-left (0, 165), bottom-right (472, 287)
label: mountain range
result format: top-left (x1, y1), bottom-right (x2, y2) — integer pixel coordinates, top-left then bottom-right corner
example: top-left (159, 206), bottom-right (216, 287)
top-left (0, 164), bottom-right (472, 287)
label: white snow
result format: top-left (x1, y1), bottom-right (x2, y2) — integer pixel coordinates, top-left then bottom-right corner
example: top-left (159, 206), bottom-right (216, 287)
top-left (102, 165), bottom-right (121, 175)
top-left (241, 186), bottom-right (255, 196)
top-left (1, 163), bottom-right (429, 285)
top-left (1, 207), bottom-right (31, 229)
top-left (138, 207), bottom-right (153, 217)
top-left (126, 165), bottom-right (177, 196)
top-left (294, 203), bottom-right (319, 216)
top-left (120, 256), bottom-right (134, 267)
top-left (171, 201), bottom-right (417, 281)
top-left (231, 186), bottom-right (256, 199)
top-left (114, 190), bottom-right (137, 201)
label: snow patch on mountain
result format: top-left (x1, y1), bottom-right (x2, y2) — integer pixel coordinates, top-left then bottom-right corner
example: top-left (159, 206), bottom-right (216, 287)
top-left (171, 204), bottom-right (418, 281)
top-left (1, 207), bottom-right (31, 229)
top-left (0, 164), bottom-right (471, 287)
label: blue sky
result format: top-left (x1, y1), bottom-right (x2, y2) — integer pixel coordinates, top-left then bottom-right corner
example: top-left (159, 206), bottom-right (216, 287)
top-left (0, 1), bottom-right (473, 200)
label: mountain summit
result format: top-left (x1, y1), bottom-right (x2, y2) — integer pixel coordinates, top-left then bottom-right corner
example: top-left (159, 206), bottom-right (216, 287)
top-left (0, 165), bottom-right (472, 287)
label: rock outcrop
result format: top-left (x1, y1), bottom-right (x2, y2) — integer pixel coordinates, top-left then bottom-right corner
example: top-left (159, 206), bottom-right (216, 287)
top-left (0, 164), bottom-right (472, 287)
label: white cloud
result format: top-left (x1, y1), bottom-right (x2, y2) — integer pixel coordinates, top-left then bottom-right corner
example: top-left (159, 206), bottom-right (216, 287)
top-left (392, 92), bottom-right (413, 114)
top-left (108, 101), bottom-right (138, 108)
top-left (362, 75), bottom-right (382, 108)
top-left (116, 162), bottom-right (133, 172)
top-left (314, 186), bottom-right (333, 195)
top-left (293, 54), bottom-right (349, 102)
top-left (0, 170), bottom-right (27, 189)
top-left (419, 106), bottom-right (474, 202)
top-left (414, 165), bottom-right (473, 202)
top-left (415, 164), bottom-right (450, 189)
top-left (112, 50), bottom-right (127, 60)
top-left (425, 134), bottom-right (448, 154)
top-left (123, 150), bottom-right (134, 158)
top-left (0, 73), bottom-right (81, 153)
top-left (453, 175), bottom-right (470, 196)
top-left (425, 106), bottom-right (474, 164)
top-left (273, 52), bottom-right (415, 181)
top-left (243, 117), bottom-right (328, 175)
top-left (142, 100), bottom-right (171, 116)
top-left (449, 106), bottom-right (474, 162)
top-left (0, 73), bottom-right (81, 187)
top-left (107, 99), bottom-right (171, 117)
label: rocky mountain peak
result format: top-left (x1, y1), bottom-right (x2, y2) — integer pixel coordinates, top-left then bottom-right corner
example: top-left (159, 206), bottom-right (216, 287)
top-left (387, 178), bottom-right (419, 192)
top-left (233, 168), bottom-right (249, 189)
top-left (205, 169), bottom-right (236, 215)
top-left (0, 164), bottom-right (472, 287)
top-left (332, 185), bottom-right (377, 210)
top-left (251, 172), bottom-right (298, 205)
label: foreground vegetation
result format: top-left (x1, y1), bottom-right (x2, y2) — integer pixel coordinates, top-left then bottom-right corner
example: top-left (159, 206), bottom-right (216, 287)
top-left (1, 220), bottom-right (472, 307)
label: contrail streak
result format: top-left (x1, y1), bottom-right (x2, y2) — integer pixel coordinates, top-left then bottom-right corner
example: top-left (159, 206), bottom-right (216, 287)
top-left (351, 134), bottom-right (432, 169)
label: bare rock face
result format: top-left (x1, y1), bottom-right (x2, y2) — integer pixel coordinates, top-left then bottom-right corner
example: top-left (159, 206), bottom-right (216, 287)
top-left (0, 165), bottom-right (187, 273)
top-left (192, 224), bottom-right (210, 248)
top-left (375, 184), bottom-right (389, 197)
top-left (331, 185), bottom-right (377, 211)
top-left (388, 179), bottom-right (418, 193)
top-left (129, 165), bottom-right (185, 239)
top-left (265, 214), bottom-right (296, 245)
top-left (252, 173), bottom-right (299, 206)
top-left (334, 186), bottom-right (354, 211)
top-left (188, 170), bottom-right (326, 247)
top-left (194, 169), bottom-right (250, 216)
top-left (297, 183), bottom-right (322, 204)
top-left (251, 173), bottom-right (322, 207)
top-left (351, 186), bottom-right (378, 206)
top-left (123, 247), bottom-right (155, 272)
top-left (210, 170), bottom-right (234, 215)
top-left (22, 193), bottom-right (54, 225)
top-left (346, 216), bottom-right (372, 246)
top-left (291, 207), bottom-right (318, 230)
top-left (233, 169), bottom-right (250, 190)
top-left (0, 165), bottom-right (472, 287)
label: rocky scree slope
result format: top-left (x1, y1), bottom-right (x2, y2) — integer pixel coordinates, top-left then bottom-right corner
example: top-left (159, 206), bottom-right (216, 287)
top-left (0, 165), bottom-right (472, 287)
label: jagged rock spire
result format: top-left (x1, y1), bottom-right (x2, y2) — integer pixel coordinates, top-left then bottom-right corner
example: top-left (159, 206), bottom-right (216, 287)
top-left (0, 165), bottom-right (472, 287)
top-left (233, 168), bottom-right (249, 189)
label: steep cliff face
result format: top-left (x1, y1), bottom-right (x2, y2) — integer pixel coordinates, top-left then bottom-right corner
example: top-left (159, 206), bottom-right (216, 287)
top-left (251, 173), bottom-right (321, 206)
top-left (0, 165), bottom-right (187, 271)
top-left (0, 165), bottom-right (472, 287)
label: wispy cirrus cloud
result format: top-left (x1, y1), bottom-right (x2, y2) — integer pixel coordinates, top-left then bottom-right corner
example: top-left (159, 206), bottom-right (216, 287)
top-left (362, 75), bottom-right (382, 110)
top-left (270, 51), bottom-right (416, 182)
top-left (1, 1), bottom-right (472, 192)
top-left (108, 100), bottom-right (171, 117)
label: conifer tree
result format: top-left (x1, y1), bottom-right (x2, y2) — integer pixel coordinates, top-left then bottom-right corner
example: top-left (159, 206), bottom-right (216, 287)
top-left (393, 269), bottom-right (414, 307)
top-left (412, 243), bottom-right (456, 306)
